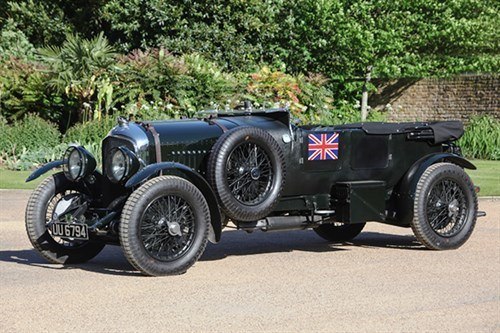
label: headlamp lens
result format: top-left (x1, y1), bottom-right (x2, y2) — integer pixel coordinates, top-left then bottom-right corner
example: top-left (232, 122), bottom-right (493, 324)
top-left (111, 149), bottom-right (127, 182)
top-left (68, 148), bottom-right (83, 180)
top-left (62, 146), bottom-right (96, 181)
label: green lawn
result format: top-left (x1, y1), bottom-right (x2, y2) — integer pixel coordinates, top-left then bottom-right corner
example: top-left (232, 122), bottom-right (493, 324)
top-left (0, 160), bottom-right (498, 196)
top-left (465, 160), bottom-right (500, 197)
top-left (0, 168), bottom-right (57, 190)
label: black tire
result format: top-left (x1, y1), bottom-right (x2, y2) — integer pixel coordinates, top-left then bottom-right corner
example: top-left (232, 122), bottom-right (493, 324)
top-left (207, 127), bottom-right (285, 221)
top-left (25, 173), bottom-right (105, 264)
top-left (120, 176), bottom-right (210, 276)
top-left (314, 222), bottom-right (366, 242)
top-left (411, 162), bottom-right (477, 250)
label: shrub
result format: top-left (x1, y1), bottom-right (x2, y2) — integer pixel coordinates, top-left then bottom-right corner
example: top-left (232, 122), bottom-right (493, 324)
top-left (0, 55), bottom-right (72, 128)
top-left (176, 54), bottom-right (240, 115)
top-left (245, 66), bottom-right (302, 109)
top-left (244, 67), bottom-right (336, 124)
top-left (0, 114), bottom-right (60, 156)
top-left (114, 50), bottom-right (239, 117)
top-left (0, 19), bottom-right (36, 61)
top-left (63, 116), bottom-right (117, 145)
top-left (4, 1), bottom-right (73, 47)
top-left (460, 115), bottom-right (500, 160)
top-left (0, 115), bottom-right (9, 153)
top-left (38, 33), bottom-right (117, 123)
top-left (296, 73), bottom-right (335, 123)
top-left (123, 101), bottom-right (175, 121)
top-left (2, 144), bottom-right (67, 171)
top-left (0, 114), bottom-right (62, 170)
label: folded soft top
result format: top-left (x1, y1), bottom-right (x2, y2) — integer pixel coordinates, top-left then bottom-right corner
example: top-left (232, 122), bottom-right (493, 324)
top-left (310, 121), bottom-right (464, 144)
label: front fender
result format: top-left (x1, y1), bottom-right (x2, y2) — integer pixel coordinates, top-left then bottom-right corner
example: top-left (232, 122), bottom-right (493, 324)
top-left (126, 162), bottom-right (222, 243)
top-left (394, 153), bottom-right (476, 226)
top-left (26, 160), bottom-right (64, 182)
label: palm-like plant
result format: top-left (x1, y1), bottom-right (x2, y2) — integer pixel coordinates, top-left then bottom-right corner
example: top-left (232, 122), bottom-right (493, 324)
top-left (38, 32), bottom-right (116, 122)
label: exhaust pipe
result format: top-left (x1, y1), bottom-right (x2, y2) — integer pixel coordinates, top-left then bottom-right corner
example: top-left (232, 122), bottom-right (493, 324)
top-left (238, 216), bottom-right (318, 232)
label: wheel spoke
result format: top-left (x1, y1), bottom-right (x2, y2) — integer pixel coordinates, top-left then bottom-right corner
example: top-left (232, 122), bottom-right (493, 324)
top-left (426, 177), bottom-right (468, 237)
top-left (432, 212), bottom-right (451, 230)
top-left (226, 141), bottom-right (273, 205)
top-left (140, 194), bottom-right (196, 262)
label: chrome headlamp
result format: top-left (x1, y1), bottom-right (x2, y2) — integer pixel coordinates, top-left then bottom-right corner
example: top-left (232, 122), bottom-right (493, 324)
top-left (62, 146), bottom-right (96, 181)
top-left (105, 146), bottom-right (140, 183)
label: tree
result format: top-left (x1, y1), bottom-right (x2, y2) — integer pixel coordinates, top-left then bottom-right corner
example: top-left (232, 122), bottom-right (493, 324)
top-left (38, 33), bottom-right (116, 122)
top-left (2, 0), bottom-right (497, 78)
top-left (1, 0), bottom-right (106, 47)
top-left (101, 0), bottom-right (285, 71)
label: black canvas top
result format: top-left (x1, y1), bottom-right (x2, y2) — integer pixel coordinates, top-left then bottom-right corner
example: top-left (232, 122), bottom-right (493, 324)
top-left (311, 121), bottom-right (464, 144)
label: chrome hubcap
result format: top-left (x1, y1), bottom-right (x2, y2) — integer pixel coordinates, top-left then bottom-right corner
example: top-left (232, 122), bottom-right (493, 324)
top-left (448, 199), bottom-right (459, 218)
top-left (167, 221), bottom-right (182, 237)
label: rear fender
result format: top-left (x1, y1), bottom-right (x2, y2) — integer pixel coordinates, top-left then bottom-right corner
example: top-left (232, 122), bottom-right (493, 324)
top-left (401, 153), bottom-right (475, 199)
top-left (125, 162), bottom-right (222, 243)
top-left (394, 153), bottom-right (476, 226)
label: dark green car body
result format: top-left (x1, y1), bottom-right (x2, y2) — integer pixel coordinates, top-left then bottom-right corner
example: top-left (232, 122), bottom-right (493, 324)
top-left (99, 110), bottom-right (470, 235)
top-left (26, 108), bottom-right (481, 275)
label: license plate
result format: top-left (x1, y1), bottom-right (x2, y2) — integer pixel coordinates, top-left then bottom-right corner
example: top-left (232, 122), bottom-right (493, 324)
top-left (50, 223), bottom-right (89, 241)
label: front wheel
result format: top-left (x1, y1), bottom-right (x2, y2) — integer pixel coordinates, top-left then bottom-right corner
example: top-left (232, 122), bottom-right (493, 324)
top-left (120, 176), bottom-right (210, 276)
top-left (25, 173), bottom-right (105, 264)
top-left (411, 163), bottom-right (477, 250)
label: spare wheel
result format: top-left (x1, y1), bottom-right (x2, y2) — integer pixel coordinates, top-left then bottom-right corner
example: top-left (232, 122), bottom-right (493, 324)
top-left (207, 127), bottom-right (286, 221)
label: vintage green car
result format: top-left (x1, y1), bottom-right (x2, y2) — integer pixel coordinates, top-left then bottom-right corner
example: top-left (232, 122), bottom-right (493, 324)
top-left (25, 107), bottom-right (485, 275)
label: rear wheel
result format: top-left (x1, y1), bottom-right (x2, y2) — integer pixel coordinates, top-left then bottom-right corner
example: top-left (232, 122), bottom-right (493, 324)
top-left (411, 163), bottom-right (477, 250)
top-left (25, 173), bottom-right (105, 264)
top-left (120, 176), bottom-right (210, 276)
top-left (314, 222), bottom-right (366, 242)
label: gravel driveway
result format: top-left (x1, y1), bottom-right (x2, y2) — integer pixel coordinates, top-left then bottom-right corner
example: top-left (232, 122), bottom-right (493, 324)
top-left (1, 190), bottom-right (498, 332)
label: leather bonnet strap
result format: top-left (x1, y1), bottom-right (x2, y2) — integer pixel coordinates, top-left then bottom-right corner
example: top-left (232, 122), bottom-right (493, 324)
top-left (146, 123), bottom-right (162, 165)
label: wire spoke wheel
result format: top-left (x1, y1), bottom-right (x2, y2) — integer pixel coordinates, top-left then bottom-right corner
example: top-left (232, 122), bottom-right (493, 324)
top-left (411, 163), bottom-right (477, 250)
top-left (25, 172), bottom-right (105, 264)
top-left (120, 176), bottom-right (210, 276)
top-left (208, 126), bottom-right (285, 222)
top-left (140, 195), bottom-right (196, 261)
top-left (425, 178), bottom-right (467, 237)
top-left (226, 142), bottom-right (273, 205)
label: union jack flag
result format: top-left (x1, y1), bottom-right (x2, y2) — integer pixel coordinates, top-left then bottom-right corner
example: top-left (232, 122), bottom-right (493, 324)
top-left (308, 133), bottom-right (339, 161)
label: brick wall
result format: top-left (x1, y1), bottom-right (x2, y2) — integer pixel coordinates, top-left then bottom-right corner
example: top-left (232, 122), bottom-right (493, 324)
top-left (369, 75), bottom-right (499, 123)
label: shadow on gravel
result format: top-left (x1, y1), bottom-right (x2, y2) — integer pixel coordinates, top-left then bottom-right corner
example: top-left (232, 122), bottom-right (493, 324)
top-left (201, 229), bottom-right (424, 261)
top-left (201, 229), bottom-right (345, 261)
top-left (351, 232), bottom-right (425, 250)
top-left (0, 247), bottom-right (140, 277)
top-left (0, 230), bottom-right (423, 275)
